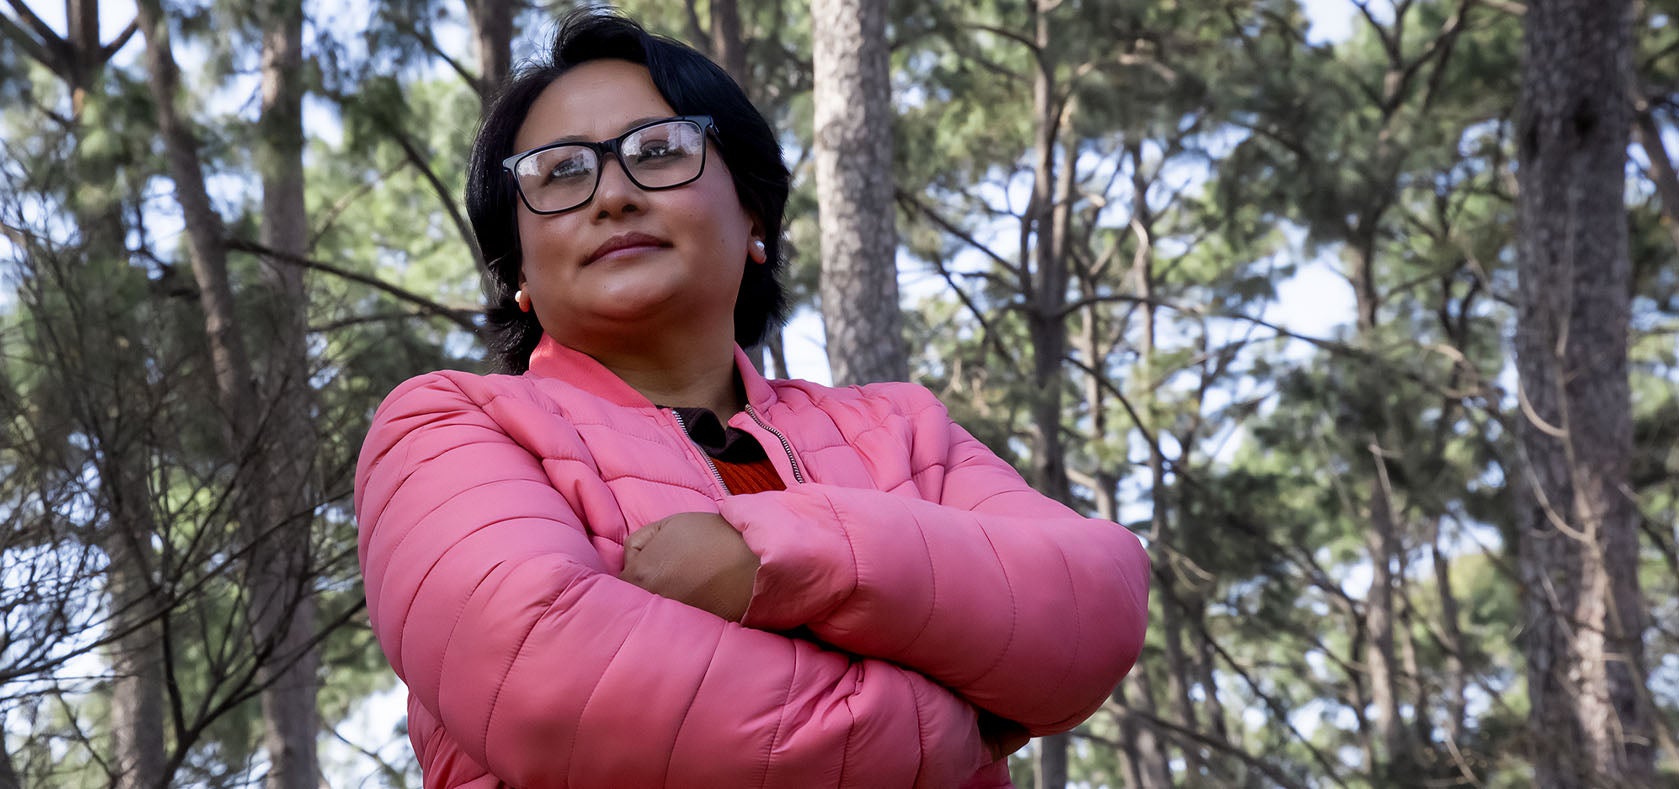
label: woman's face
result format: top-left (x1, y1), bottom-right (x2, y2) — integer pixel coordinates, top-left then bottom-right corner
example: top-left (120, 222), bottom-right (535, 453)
top-left (512, 59), bottom-right (758, 354)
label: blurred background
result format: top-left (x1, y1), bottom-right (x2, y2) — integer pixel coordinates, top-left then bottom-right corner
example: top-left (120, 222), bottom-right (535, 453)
top-left (1, 0), bottom-right (1675, 786)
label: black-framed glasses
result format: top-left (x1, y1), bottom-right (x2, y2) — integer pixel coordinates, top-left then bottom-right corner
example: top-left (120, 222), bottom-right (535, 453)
top-left (502, 115), bottom-right (719, 215)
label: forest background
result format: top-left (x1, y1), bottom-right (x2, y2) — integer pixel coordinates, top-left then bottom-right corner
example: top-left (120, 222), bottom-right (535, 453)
top-left (1, 0), bottom-right (1676, 787)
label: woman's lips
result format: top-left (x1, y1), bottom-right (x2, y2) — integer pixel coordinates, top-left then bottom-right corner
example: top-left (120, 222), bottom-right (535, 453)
top-left (585, 232), bottom-right (670, 264)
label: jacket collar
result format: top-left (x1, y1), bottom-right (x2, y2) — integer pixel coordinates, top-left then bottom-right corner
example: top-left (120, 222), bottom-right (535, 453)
top-left (525, 334), bottom-right (779, 412)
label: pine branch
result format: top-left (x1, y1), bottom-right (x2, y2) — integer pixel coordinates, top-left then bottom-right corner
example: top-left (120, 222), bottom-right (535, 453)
top-left (391, 14), bottom-right (479, 94)
top-left (3, 0), bottom-right (60, 53)
top-left (99, 17), bottom-right (138, 63)
top-left (1632, 107), bottom-right (1679, 254)
top-left (0, 7), bottom-right (57, 72)
top-left (896, 188), bottom-right (1021, 275)
top-left (307, 159), bottom-right (409, 251)
top-left (223, 238), bottom-right (481, 333)
top-left (389, 129), bottom-right (487, 272)
top-left (1091, 710), bottom-right (1311, 789)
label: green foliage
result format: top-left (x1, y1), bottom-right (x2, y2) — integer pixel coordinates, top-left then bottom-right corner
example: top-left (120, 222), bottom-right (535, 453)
top-left (3, 0), bottom-right (1677, 785)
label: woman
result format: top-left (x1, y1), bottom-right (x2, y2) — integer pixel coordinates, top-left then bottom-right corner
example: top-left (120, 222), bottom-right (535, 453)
top-left (355, 10), bottom-right (1149, 788)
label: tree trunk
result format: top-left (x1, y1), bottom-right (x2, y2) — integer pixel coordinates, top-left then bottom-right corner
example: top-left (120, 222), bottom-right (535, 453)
top-left (255, 0), bottom-right (321, 786)
top-left (1024, 6), bottom-right (1075, 787)
top-left (1023, 1), bottom-right (1069, 507)
top-left (27, 133), bottom-right (173, 789)
top-left (1429, 518), bottom-right (1469, 743)
top-left (86, 212), bottom-right (168, 789)
top-left (1515, 1), bottom-right (1653, 786)
top-left (1075, 214), bottom-right (1169, 789)
top-left (1347, 231), bottom-right (1411, 780)
top-left (1398, 590), bottom-right (1432, 758)
top-left (65, 0), bottom-right (99, 111)
top-left (1631, 108), bottom-right (1679, 254)
top-left (137, 1), bottom-right (253, 418)
top-left (0, 729), bottom-right (15, 789)
top-left (1128, 140), bottom-right (1208, 785)
top-left (812, 0), bottom-right (906, 385)
top-left (1347, 26), bottom-right (1415, 771)
top-left (466, 0), bottom-right (514, 109)
top-left (709, 0), bottom-right (750, 95)
top-left (765, 326), bottom-right (788, 379)
top-left (26, 4), bottom-right (175, 782)
top-left (1123, 667), bottom-right (1174, 788)
top-left (1363, 459), bottom-right (1408, 777)
top-left (139, 3), bottom-right (322, 785)
top-left (104, 466), bottom-right (167, 789)
top-left (24, 214), bottom-right (169, 787)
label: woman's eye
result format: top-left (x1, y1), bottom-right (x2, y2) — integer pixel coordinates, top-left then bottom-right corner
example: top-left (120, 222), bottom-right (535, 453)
top-left (635, 143), bottom-right (676, 162)
top-left (544, 158), bottom-right (590, 182)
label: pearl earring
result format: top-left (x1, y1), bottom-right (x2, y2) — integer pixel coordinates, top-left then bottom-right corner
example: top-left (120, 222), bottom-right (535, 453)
top-left (514, 289), bottom-right (532, 313)
top-left (750, 239), bottom-right (767, 263)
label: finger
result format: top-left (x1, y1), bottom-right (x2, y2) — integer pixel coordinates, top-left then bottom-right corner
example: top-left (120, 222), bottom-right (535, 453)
top-left (625, 518), bottom-right (668, 552)
top-left (625, 556), bottom-right (679, 596)
top-left (619, 535), bottom-right (658, 583)
top-left (621, 555), bottom-right (669, 589)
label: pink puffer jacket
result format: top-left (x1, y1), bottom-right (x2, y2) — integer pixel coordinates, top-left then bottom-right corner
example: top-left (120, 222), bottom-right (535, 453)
top-left (355, 336), bottom-right (1150, 788)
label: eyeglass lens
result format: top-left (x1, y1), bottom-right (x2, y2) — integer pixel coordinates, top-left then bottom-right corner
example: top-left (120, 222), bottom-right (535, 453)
top-left (512, 120), bottom-right (707, 213)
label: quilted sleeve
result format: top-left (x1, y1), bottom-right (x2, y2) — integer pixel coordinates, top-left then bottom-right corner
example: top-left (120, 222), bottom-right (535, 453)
top-left (717, 384), bottom-right (1150, 734)
top-left (355, 373), bottom-right (991, 788)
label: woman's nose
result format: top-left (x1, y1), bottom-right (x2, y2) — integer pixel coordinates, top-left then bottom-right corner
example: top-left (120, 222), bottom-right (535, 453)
top-left (591, 155), bottom-right (642, 218)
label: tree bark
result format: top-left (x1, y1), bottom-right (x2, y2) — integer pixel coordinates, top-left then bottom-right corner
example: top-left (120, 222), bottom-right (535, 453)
top-left (104, 465), bottom-right (167, 789)
top-left (136, 1), bottom-right (253, 419)
top-left (255, 0), bottom-right (321, 786)
top-left (18, 3), bottom-right (174, 783)
top-left (466, 0), bottom-right (514, 109)
top-left (1126, 140), bottom-right (1206, 784)
top-left (1429, 517), bottom-right (1469, 743)
top-left (1515, 1), bottom-right (1654, 786)
top-left (1348, 225), bottom-right (1411, 781)
top-left (1362, 448), bottom-right (1409, 777)
top-left (0, 727), bottom-right (15, 789)
top-left (1074, 199), bottom-right (1171, 789)
top-left (1117, 669), bottom-right (1174, 788)
top-left (710, 0), bottom-right (750, 95)
top-left (1024, 6), bottom-right (1074, 787)
top-left (139, 3), bottom-right (323, 785)
top-left (19, 212), bottom-right (168, 788)
top-left (812, 0), bottom-right (907, 385)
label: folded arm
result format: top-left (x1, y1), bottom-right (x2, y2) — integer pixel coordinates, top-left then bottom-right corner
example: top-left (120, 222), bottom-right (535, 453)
top-left (719, 383), bottom-right (1151, 734)
top-left (355, 374), bottom-right (990, 788)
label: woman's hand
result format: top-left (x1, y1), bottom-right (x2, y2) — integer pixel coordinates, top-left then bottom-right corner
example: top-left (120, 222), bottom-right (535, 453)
top-left (620, 512), bottom-right (760, 622)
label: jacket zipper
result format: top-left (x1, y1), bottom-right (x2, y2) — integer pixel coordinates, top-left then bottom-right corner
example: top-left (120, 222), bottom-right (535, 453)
top-left (669, 408), bottom-right (730, 496)
top-left (744, 404), bottom-right (805, 484)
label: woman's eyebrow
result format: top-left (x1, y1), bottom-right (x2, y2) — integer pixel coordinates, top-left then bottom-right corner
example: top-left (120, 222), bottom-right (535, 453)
top-left (545, 116), bottom-right (673, 145)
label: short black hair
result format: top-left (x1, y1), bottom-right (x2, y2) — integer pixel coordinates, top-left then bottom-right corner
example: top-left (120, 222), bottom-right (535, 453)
top-left (465, 9), bottom-right (791, 373)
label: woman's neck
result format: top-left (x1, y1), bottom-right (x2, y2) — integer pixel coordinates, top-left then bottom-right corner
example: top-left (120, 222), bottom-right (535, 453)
top-left (588, 338), bottom-right (743, 417)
